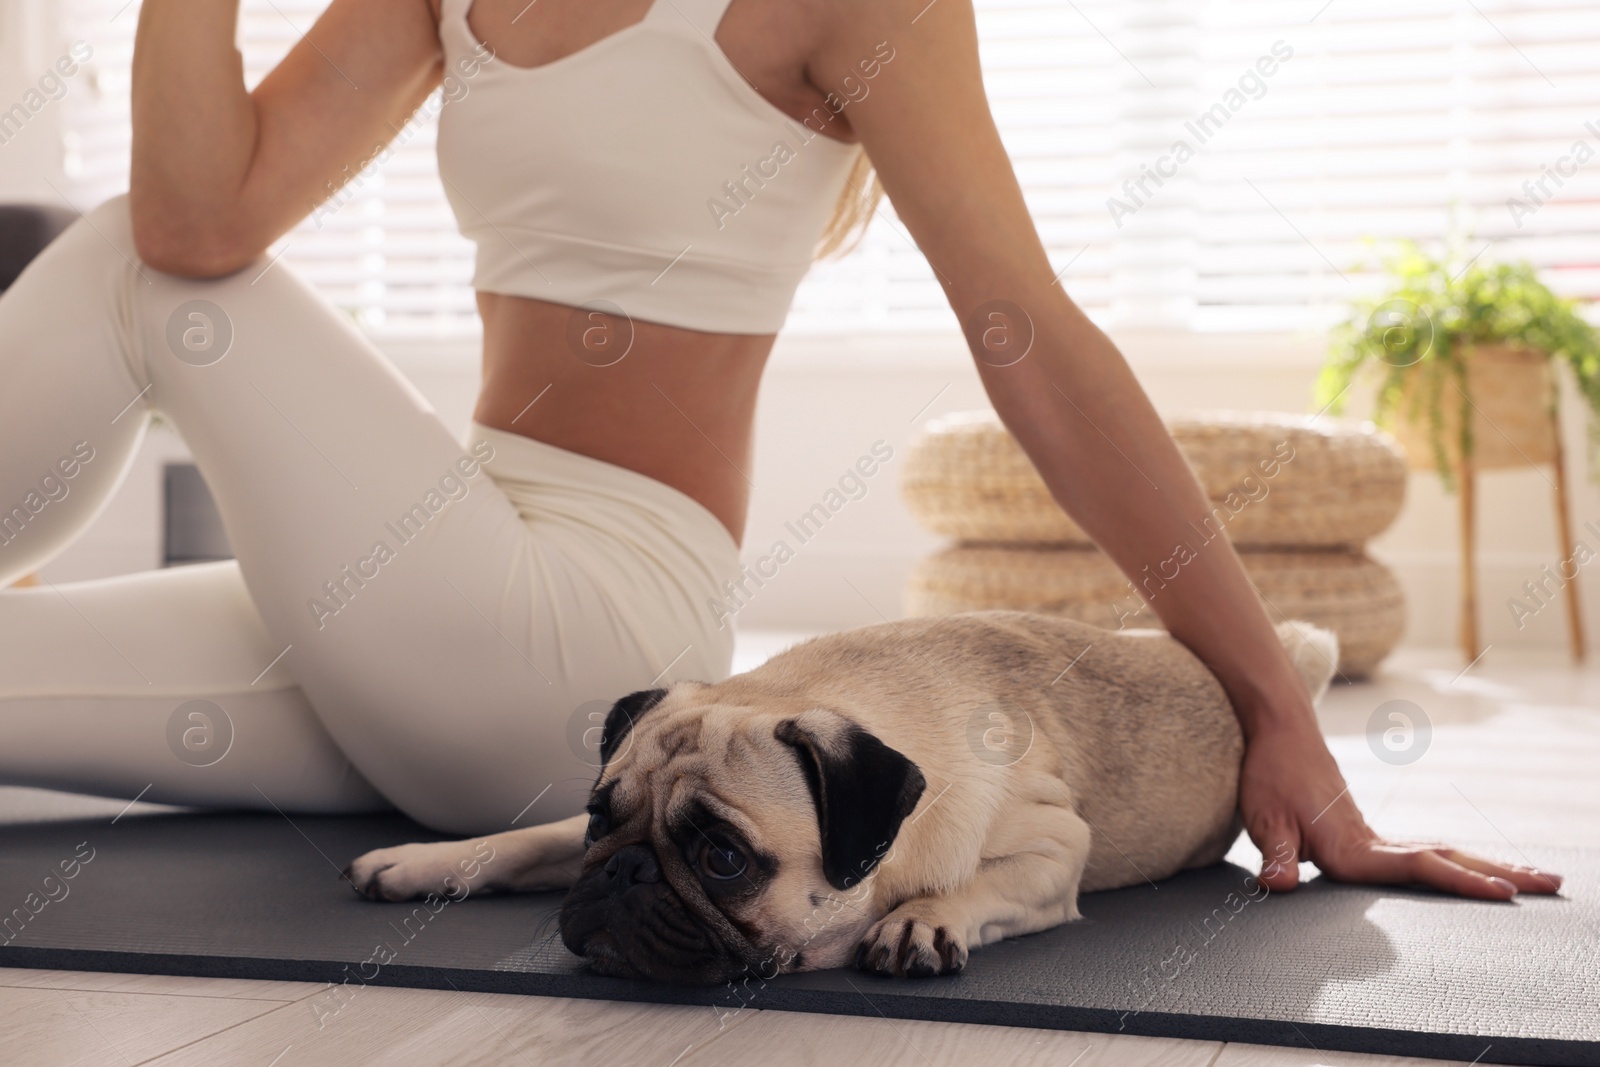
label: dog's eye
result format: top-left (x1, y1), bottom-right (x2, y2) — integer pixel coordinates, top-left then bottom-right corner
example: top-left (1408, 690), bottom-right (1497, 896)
top-left (697, 840), bottom-right (748, 881)
top-left (585, 811), bottom-right (610, 846)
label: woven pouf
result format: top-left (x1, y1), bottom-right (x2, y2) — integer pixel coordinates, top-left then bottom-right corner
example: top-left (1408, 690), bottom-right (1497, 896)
top-left (901, 409), bottom-right (1407, 549)
top-left (906, 545), bottom-right (1406, 679)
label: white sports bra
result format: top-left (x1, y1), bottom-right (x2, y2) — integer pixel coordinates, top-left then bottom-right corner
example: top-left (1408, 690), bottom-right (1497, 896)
top-left (436, 0), bottom-right (862, 334)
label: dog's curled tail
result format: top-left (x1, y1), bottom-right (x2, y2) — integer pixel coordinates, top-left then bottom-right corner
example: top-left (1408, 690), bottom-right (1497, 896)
top-left (1273, 620), bottom-right (1340, 704)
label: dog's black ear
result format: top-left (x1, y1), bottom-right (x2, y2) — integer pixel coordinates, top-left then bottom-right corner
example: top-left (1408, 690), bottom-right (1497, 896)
top-left (775, 712), bottom-right (926, 891)
top-left (599, 688), bottom-right (669, 766)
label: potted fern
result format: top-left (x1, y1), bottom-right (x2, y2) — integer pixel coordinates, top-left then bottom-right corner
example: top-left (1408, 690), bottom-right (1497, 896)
top-left (1316, 244), bottom-right (1600, 662)
top-left (1317, 245), bottom-right (1600, 484)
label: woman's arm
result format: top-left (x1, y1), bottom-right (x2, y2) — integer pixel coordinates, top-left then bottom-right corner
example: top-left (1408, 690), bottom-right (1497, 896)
top-left (810, 0), bottom-right (1559, 898)
top-left (130, 0), bottom-right (446, 276)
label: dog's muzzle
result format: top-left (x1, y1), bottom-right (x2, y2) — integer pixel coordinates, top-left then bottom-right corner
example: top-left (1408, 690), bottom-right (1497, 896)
top-left (558, 844), bottom-right (753, 984)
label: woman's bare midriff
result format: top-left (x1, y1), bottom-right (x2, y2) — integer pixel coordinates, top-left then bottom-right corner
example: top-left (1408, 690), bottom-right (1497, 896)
top-left (471, 291), bottom-right (773, 550)
top-left (453, 0), bottom-right (860, 552)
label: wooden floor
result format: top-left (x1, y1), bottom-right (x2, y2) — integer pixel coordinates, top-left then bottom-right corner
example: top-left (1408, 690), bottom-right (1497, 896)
top-left (2, 637), bottom-right (1594, 1067)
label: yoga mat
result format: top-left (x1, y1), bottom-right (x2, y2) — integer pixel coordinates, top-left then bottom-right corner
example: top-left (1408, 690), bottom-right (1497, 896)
top-left (0, 793), bottom-right (1593, 1066)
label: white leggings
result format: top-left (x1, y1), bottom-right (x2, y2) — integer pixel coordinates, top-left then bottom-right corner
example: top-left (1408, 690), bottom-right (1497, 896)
top-left (0, 195), bottom-right (741, 834)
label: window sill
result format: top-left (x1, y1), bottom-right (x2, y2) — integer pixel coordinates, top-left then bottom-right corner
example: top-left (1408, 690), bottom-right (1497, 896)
top-left (373, 329), bottom-right (1332, 378)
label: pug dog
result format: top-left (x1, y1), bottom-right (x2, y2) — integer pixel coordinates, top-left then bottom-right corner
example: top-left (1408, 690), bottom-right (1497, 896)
top-left (345, 610), bottom-right (1337, 983)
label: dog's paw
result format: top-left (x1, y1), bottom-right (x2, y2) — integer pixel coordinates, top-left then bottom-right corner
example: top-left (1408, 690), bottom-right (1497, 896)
top-left (854, 902), bottom-right (969, 978)
top-left (343, 839), bottom-right (490, 902)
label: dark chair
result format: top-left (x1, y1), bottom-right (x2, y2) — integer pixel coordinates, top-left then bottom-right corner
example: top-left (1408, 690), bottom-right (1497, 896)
top-left (0, 202), bottom-right (80, 293)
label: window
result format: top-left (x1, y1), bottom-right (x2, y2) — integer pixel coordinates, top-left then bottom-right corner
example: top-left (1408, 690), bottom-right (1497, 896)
top-left (62, 0), bottom-right (477, 336)
top-left (57, 0), bottom-right (1600, 338)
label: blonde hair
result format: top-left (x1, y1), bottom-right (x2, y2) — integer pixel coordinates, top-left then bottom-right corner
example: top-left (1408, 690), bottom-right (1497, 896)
top-left (814, 147), bottom-right (884, 260)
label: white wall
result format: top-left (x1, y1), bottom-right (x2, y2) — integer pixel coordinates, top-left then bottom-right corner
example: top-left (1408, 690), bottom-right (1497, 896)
top-left (735, 330), bottom-right (1600, 656)
top-left (6, 3), bottom-right (1595, 656)
top-left (0, 0), bottom-right (66, 200)
top-left (21, 329), bottom-right (1600, 657)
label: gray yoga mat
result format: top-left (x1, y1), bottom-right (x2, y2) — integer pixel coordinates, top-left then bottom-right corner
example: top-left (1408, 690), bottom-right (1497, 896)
top-left (0, 793), bottom-right (1593, 1066)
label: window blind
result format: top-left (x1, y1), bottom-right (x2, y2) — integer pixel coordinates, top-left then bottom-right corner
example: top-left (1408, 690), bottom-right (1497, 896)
top-left (1186, 0), bottom-right (1600, 332)
top-left (60, 0), bottom-right (479, 336)
top-left (56, 0), bottom-right (1600, 338)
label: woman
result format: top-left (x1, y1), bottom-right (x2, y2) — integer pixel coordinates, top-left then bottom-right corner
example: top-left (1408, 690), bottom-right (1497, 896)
top-left (0, 0), bottom-right (1557, 902)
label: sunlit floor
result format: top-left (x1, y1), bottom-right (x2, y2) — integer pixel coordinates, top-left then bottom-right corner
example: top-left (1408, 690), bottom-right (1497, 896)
top-left (0, 635), bottom-right (1594, 1067)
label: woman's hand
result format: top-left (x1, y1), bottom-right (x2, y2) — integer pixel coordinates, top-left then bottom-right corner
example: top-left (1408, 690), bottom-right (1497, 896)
top-left (1239, 716), bottom-right (1563, 898)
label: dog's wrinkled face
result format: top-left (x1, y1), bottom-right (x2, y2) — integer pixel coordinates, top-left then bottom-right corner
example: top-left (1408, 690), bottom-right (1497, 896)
top-left (557, 684), bottom-right (926, 984)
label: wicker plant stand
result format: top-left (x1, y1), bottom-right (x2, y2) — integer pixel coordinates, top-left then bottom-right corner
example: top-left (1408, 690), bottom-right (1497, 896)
top-left (1385, 343), bottom-right (1585, 663)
